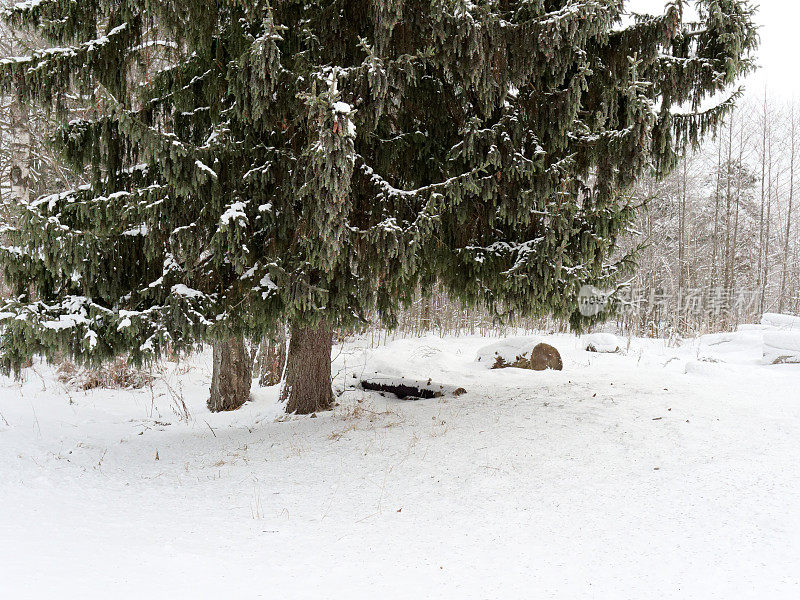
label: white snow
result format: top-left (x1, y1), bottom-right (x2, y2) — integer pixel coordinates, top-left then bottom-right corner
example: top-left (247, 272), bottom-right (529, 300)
top-left (474, 335), bottom-right (542, 366)
top-left (219, 200), bottom-right (248, 225)
top-left (333, 101), bottom-right (352, 114)
top-left (2, 330), bottom-right (800, 598)
top-left (171, 284), bottom-right (205, 299)
top-left (258, 272), bottom-right (277, 299)
top-left (195, 160), bottom-right (218, 179)
top-left (41, 313), bottom-right (89, 330)
top-left (121, 223), bottom-right (149, 236)
top-left (764, 332), bottom-right (800, 364)
top-left (84, 329), bottom-right (98, 350)
top-left (762, 312), bottom-right (800, 330)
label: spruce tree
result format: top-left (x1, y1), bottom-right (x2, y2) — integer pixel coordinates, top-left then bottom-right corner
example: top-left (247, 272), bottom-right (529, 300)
top-left (0, 0), bottom-right (757, 413)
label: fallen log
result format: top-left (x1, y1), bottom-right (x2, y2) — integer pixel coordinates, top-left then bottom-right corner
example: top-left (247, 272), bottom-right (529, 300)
top-left (359, 374), bottom-right (466, 399)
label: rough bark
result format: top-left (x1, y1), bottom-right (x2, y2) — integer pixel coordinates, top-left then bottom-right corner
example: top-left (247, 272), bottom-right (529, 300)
top-left (208, 336), bottom-right (252, 412)
top-left (280, 322), bottom-right (333, 414)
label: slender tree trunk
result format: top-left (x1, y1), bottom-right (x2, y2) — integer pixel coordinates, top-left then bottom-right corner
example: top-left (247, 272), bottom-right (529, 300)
top-left (779, 105), bottom-right (796, 313)
top-left (280, 322), bottom-right (333, 414)
top-left (9, 87), bottom-right (32, 207)
top-left (256, 325), bottom-right (287, 387)
top-left (208, 336), bottom-right (252, 412)
top-left (678, 157), bottom-right (688, 332)
top-left (758, 88), bottom-right (768, 301)
top-left (762, 133), bottom-right (773, 315)
top-left (711, 137), bottom-right (723, 287)
top-left (723, 114), bottom-right (734, 298)
top-left (760, 123), bottom-right (774, 316)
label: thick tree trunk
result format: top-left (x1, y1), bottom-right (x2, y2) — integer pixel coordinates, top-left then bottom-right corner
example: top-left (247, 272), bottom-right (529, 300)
top-left (280, 322), bottom-right (333, 414)
top-left (208, 336), bottom-right (252, 412)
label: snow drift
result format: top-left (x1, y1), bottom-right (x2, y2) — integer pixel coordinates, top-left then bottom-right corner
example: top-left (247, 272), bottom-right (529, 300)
top-left (763, 332), bottom-right (800, 364)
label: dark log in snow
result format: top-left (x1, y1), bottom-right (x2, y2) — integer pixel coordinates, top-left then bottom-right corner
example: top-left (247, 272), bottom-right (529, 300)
top-left (359, 374), bottom-right (466, 400)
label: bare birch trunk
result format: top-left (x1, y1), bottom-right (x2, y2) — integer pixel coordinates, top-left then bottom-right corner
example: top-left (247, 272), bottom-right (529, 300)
top-left (779, 105), bottom-right (795, 313)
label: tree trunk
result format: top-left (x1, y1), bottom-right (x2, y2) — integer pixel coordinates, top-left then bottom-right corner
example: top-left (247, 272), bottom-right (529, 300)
top-left (779, 105), bottom-right (795, 313)
top-left (9, 88), bottom-right (32, 207)
top-left (280, 322), bottom-right (333, 414)
top-left (256, 325), bottom-right (287, 387)
top-left (723, 113), bottom-right (734, 302)
top-left (758, 88), bottom-right (768, 305)
top-left (712, 135), bottom-right (722, 288)
top-left (208, 336), bottom-right (252, 412)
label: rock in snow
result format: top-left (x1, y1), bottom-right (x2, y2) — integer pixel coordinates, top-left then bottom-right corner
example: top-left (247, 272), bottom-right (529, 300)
top-left (475, 337), bottom-right (562, 370)
top-left (585, 333), bottom-right (623, 353)
top-left (527, 343), bottom-right (563, 371)
top-left (475, 336), bottom-right (542, 366)
top-left (763, 332), bottom-right (800, 365)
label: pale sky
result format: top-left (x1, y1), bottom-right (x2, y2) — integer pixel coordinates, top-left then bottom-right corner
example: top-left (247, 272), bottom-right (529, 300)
top-left (626, 0), bottom-right (799, 98)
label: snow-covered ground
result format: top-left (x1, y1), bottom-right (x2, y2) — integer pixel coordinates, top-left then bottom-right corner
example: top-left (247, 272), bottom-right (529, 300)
top-left (2, 329), bottom-right (800, 599)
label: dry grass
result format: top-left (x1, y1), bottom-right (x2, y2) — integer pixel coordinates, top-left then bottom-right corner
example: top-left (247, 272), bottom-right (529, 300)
top-left (57, 357), bottom-right (153, 391)
top-left (328, 397), bottom-right (406, 440)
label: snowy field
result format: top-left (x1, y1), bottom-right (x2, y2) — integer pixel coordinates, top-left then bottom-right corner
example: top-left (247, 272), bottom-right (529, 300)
top-left (2, 329), bottom-right (800, 599)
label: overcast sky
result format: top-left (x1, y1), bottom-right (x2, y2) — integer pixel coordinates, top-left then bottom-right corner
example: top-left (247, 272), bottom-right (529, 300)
top-left (626, 0), bottom-right (798, 98)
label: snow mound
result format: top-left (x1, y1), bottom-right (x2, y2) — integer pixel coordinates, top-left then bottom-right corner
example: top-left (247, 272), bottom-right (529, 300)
top-left (585, 333), bottom-right (622, 353)
top-left (699, 330), bottom-right (764, 353)
top-left (737, 323), bottom-right (774, 332)
top-left (763, 332), bottom-right (800, 365)
top-left (475, 336), bottom-right (541, 368)
top-left (761, 313), bottom-right (800, 330)
top-left (700, 331), bottom-right (739, 346)
top-left (684, 360), bottom-right (729, 376)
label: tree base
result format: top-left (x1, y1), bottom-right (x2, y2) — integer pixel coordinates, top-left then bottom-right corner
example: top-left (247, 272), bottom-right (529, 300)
top-left (208, 336), bottom-right (252, 412)
top-left (280, 322), bottom-right (333, 414)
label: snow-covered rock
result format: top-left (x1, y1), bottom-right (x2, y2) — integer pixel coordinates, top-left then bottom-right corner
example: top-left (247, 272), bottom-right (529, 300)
top-left (475, 337), bottom-right (562, 370)
top-left (699, 330), bottom-right (765, 355)
top-left (585, 333), bottom-right (622, 353)
top-left (684, 360), bottom-right (729, 376)
top-left (763, 332), bottom-right (800, 364)
top-left (475, 336), bottom-right (542, 368)
top-left (761, 313), bottom-right (800, 330)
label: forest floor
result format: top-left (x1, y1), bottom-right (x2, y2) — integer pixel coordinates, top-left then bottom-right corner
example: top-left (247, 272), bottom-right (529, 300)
top-left (1, 328), bottom-right (799, 599)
